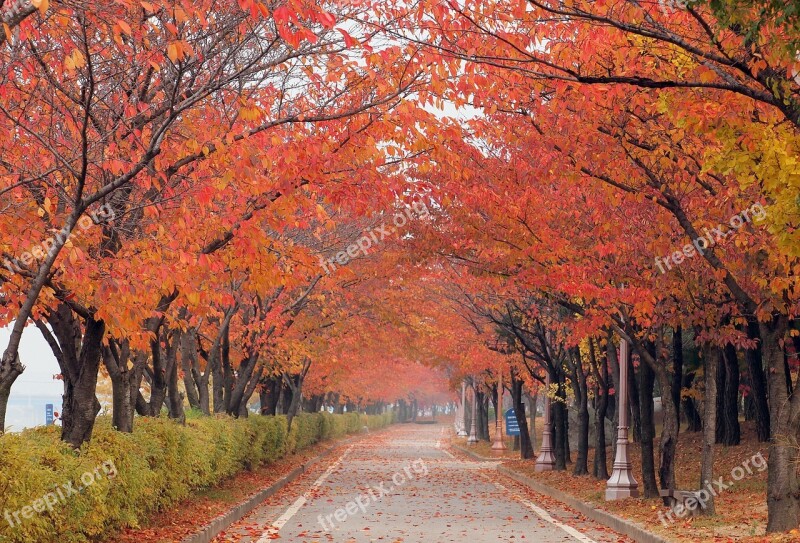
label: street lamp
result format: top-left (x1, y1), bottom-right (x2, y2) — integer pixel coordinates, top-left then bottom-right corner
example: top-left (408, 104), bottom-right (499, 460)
top-left (457, 381), bottom-right (468, 437)
top-left (467, 379), bottom-right (479, 445)
top-left (491, 371), bottom-right (507, 454)
top-left (606, 334), bottom-right (639, 499)
top-left (534, 370), bottom-right (555, 471)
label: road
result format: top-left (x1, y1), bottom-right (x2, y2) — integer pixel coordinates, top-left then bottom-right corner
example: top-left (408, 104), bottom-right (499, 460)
top-left (214, 423), bottom-right (632, 543)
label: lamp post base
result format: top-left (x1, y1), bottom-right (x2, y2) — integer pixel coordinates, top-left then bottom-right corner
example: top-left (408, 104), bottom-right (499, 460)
top-left (534, 450), bottom-right (555, 471)
top-left (606, 434), bottom-right (639, 499)
top-left (535, 425), bottom-right (555, 471)
top-left (605, 467), bottom-right (640, 500)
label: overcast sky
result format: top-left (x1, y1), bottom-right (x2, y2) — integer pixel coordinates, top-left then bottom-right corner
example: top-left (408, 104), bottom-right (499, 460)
top-left (1, 324), bottom-right (62, 396)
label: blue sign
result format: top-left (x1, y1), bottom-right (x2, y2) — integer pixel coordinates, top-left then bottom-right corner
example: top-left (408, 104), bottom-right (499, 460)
top-left (505, 408), bottom-right (520, 436)
top-left (45, 404), bottom-right (54, 426)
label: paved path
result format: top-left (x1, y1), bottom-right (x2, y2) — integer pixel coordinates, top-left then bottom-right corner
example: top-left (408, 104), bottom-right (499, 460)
top-left (214, 424), bottom-right (632, 543)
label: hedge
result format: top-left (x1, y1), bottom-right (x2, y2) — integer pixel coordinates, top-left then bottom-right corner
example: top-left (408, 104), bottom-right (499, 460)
top-left (0, 411), bottom-right (393, 543)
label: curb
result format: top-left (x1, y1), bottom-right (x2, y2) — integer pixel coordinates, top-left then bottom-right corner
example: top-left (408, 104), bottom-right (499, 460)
top-left (497, 467), bottom-right (671, 543)
top-left (451, 442), bottom-right (503, 461)
top-left (451, 443), bottom-right (670, 543)
top-left (181, 427), bottom-right (390, 543)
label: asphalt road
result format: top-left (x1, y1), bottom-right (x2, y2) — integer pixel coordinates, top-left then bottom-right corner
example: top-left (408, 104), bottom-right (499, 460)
top-left (213, 423), bottom-right (632, 543)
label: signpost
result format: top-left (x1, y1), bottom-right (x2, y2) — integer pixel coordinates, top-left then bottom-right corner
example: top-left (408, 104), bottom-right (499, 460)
top-left (504, 408), bottom-right (520, 436)
top-left (45, 404), bottom-right (54, 426)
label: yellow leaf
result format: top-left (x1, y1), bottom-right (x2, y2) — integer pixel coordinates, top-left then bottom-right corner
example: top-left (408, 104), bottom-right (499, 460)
top-left (31, 0), bottom-right (48, 15)
top-left (699, 68), bottom-right (716, 84)
top-left (117, 19), bottom-right (132, 36)
top-left (72, 49), bottom-right (86, 69)
top-left (167, 43), bottom-right (179, 62)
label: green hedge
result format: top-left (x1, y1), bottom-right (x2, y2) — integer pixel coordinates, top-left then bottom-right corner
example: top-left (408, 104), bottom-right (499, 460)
top-left (0, 411), bottom-right (393, 543)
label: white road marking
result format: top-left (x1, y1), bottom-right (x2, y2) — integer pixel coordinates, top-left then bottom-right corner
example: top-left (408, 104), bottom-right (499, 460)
top-left (483, 474), bottom-right (598, 543)
top-left (255, 446), bottom-right (353, 542)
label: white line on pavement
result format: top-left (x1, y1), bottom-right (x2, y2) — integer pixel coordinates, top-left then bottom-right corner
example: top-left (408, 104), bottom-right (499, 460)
top-left (255, 446), bottom-right (353, 543)
top-left (486, 476), bottom-right (598, 543)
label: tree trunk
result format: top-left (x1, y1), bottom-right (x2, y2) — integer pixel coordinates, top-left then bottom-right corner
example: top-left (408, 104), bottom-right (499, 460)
top-left (102, 342), bottom-right (145, 433)
top-left (109, 370), bottom-right (135, 432)
top-left (652, 354), bottom-right (679, 504)
top-left (682, 371), bottom-right (702, 432)
top-left (226, 352), bottom-right (258, 416)
top-left (214, 329), bottom-right (230, 414)
top-left (181, 329), bottom-right (201, 411)
top-left (61, 318), bottom-right (105, 448)
top-left (280, 382), bottom-right (292, 415)
top-left (284, 373), bottom-right (303, 432)
top-left (746, 320), bottom-right (770, 442)
top-left (510, 371), bottom-right (534, 459)
top-left (700, 345), bottom-right (720, 515)
top-left (589, 338), bottom-right (609, 480)
top-left (198, 373), bottom-right (211, 415)
top-left (0, 351), bottom-right (23, 433)
top-left (570, 347), bottom-right (589, 476)
top-left (552, 372), bottom-right (568, 470)
top-left (628, 353), bottom-right (642, 443)
top-left (527, 392), bottom-right (538, 451)
top-left (715, 349), bottom-right (727, 443)
top-left (638, 357), bottom-right (659, 498)
top-left (720, 344), bottom-right (741, 445)
top-left (260, 377), bottom-right (281, 415)
top-left (671, 326), bottom-right (683, 431)
top-left (761, 317), bottom-right (800, 532)
top-left (166, 344), bottom-right (185, 424)
top-left (477, 390), bottom-right (490, 441)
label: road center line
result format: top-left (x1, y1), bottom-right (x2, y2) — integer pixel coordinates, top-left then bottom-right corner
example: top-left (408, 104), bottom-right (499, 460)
top-left (255, 446), bottom-right (353, 542)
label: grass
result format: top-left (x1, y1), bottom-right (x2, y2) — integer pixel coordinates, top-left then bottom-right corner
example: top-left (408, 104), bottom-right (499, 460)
top-left (108, 441), bottom-right (337, 543)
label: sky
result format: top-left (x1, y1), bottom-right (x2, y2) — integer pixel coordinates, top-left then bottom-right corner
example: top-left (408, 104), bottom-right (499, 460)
top-left (1, 324), bottom-right (62, 431)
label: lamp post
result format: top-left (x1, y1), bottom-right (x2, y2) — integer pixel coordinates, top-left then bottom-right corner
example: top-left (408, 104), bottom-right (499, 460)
top-left (467, 379), bottom-right (479, 445)
top-left (606, 335), bottom-right (639, 499)
top-left (491, 371), bottom-right (507, 454)
top-left (457, 381), bottom-right (468, 437)
top-left (534, 370), bottom-right (555, 471)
